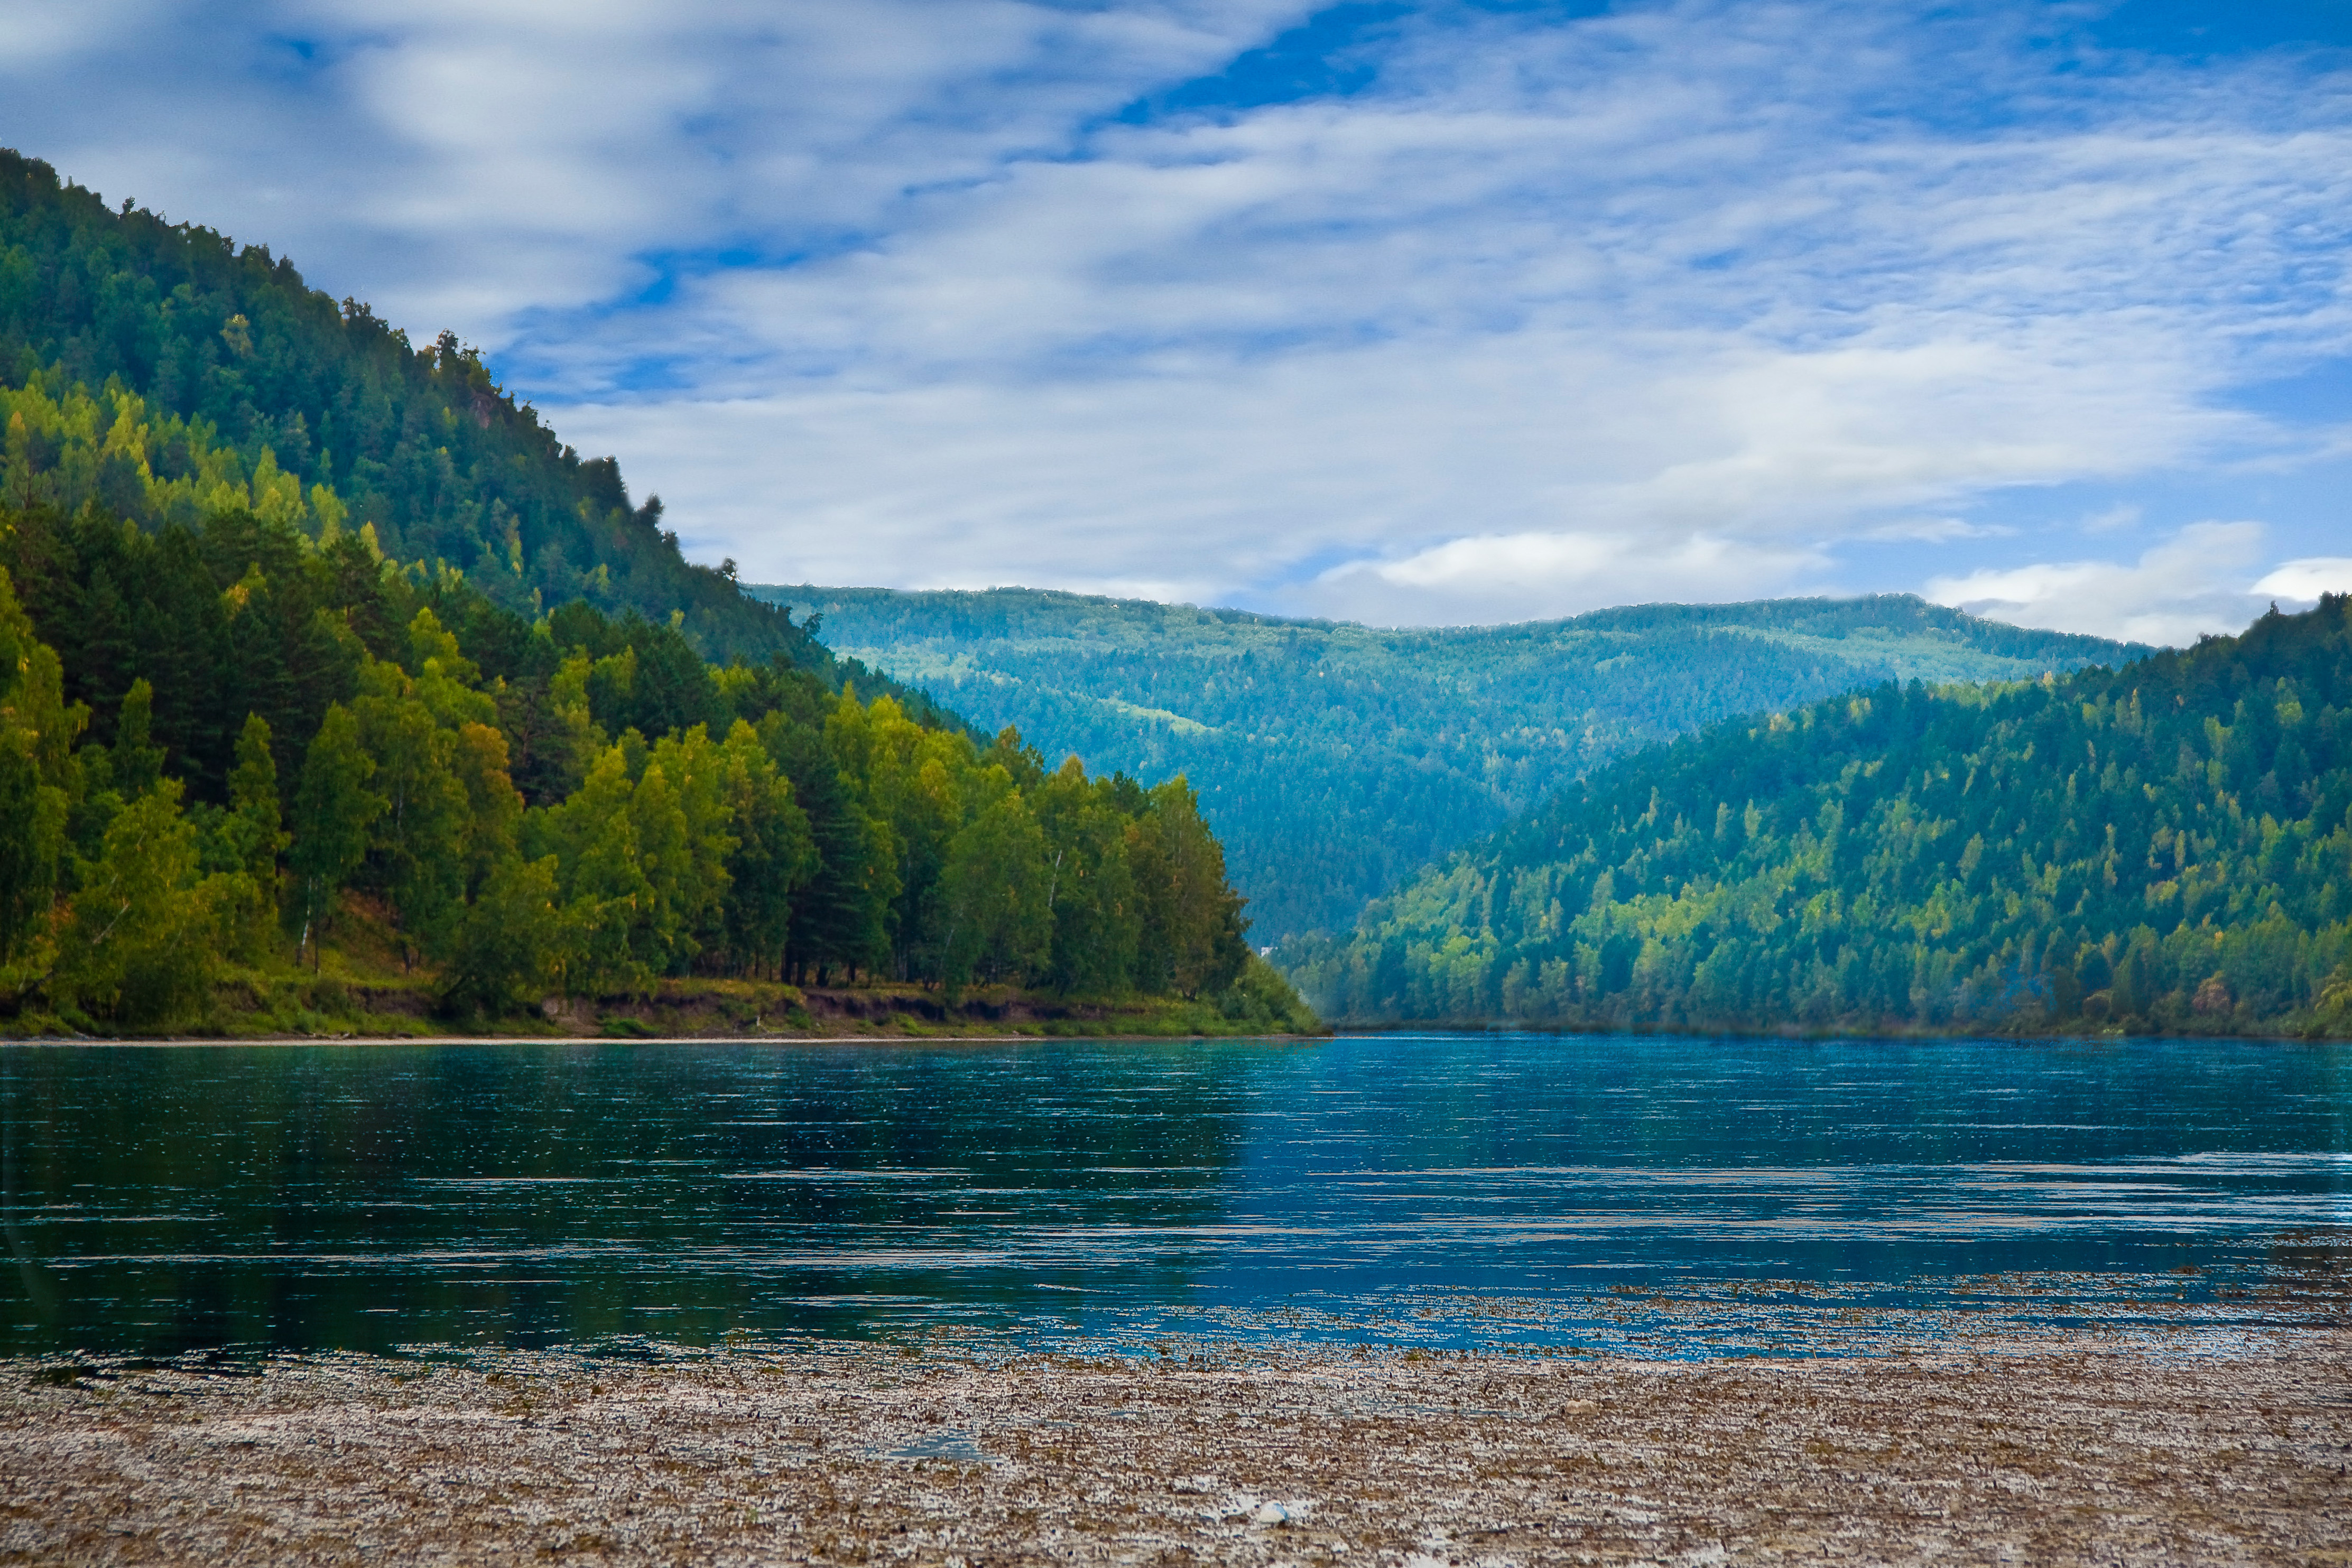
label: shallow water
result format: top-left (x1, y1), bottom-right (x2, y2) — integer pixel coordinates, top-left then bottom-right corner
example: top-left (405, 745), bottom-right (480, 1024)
top-left (2, 1033), bottom-right (2345, 1358)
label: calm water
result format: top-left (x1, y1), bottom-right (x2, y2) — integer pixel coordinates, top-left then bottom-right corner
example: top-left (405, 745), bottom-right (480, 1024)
top-left (2, 1033), bottom-right (2345, 1360)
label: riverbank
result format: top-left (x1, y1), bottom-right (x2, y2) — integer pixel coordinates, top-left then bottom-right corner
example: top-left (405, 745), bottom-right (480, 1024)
top-left (2, 1330), bottom-right (2343, 1565)
top-left (3, 969), bottom-right (1328, 1042)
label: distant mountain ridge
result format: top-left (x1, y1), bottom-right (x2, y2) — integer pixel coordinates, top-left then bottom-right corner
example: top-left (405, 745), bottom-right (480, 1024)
top-left (748, 584), bottom-right (2150, 941)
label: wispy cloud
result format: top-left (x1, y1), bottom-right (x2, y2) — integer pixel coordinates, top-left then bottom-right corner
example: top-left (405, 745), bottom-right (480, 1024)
top-left (559, 0), bottom-right (2352, 629)
top-left (1304, 530), bottom-right (1831, 626)
top-left (4, 0), bottom-right (2350, 635)
top-left (1923, 521), bottom-right (2277, 645)
top-left (3, 0), bottom-right (1313, 331)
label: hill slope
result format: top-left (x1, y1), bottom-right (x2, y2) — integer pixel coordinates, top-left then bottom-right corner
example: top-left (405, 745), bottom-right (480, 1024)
top-left (1282, 599), bottom-right (2352, 1037)
top-left (752, 584), bottom-right (2148, 940)
top-left (0, 146), bottom-right (1310, 1038)
top-left (1, 147), bottom-right (830, 671)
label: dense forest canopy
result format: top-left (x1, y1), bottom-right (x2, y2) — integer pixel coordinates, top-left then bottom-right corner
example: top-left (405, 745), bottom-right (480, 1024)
top-left (0, 527), bottom-right (1274, 1032)
top-left (762, 584), bottom-right (2146, 941)
top-left (0, 146), bottom-right (1300, 1035)
top-left (1283, 599), bottom-right (2352, 1037)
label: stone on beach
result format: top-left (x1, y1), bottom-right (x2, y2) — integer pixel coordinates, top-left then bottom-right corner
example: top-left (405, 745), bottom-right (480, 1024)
top-left (1, 1331), bottom-right (2345, 1565)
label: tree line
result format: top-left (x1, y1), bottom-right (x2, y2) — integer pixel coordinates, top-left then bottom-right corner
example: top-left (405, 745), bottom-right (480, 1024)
top-left (0, 503), bottom-right (1263, 1032)
top-left (1282, 598), bottom-right (2352, 1036)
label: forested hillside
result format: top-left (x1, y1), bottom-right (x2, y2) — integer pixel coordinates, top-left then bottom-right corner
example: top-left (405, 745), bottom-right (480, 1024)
top-left (758, 584), bottom-right (2144, 940)
top-left (0, 147), bottom-right (1307, 1036)
top-left (0, 531), bottom-right (1298, 1034)
top-left (1, 146), bottom-right (906, 686)
top-left (1283, 599), bottom-right (2352, 1037)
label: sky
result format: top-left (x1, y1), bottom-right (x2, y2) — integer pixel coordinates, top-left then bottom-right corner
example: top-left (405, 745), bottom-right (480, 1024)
top-left (2, 0), bottom-right (2349, 642)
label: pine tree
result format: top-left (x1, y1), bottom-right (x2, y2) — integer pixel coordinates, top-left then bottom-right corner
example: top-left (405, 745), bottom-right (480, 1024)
top-left (228, 712), bottom-right (285, 883)
top-left (113, 679), bottom-right (164, 798)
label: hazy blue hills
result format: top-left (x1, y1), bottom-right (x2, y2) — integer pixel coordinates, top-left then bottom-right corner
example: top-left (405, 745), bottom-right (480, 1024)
top-left (751, 584), bottom-right (2148, 941)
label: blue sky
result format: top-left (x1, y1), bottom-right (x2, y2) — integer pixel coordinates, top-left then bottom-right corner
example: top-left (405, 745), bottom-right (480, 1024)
top-left (3, 0), bottom-right (2349, 639)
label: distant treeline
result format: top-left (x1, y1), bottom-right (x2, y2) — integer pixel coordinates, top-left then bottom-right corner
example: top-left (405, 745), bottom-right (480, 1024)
top-left (0, 505), bottom-right (1273, 1032)
top-left (1284, 599), bottom-right (2352, 1037)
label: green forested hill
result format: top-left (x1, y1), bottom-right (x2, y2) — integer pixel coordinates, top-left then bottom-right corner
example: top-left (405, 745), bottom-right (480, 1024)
top-left (1282, 599), bottom-right (2352, 1037)
top-left (753, 584), bottom-right (2146, 940)
top-left (0, 148), bottom-right (1311, 1036)
top-left (0, 147), bottom-right (860, 673)
top-left (0, 542), bottom-right (1297, 1034)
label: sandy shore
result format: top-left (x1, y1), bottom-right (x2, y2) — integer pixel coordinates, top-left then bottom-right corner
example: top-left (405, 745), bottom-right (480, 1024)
top-left (2, 1331), bottom-right (2345, 1566)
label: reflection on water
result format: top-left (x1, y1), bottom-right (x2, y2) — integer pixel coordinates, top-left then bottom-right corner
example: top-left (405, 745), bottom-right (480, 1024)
top-left (2, 1033), bottom-right (2345, 1358)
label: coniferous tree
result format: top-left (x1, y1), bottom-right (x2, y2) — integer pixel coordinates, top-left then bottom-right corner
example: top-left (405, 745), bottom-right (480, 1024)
top-left (112, 679), bottom-right (163, 798)
top-left (711, 720), bottom-right (816, 977)
top-left (769, 716), bottom-right (891, 982)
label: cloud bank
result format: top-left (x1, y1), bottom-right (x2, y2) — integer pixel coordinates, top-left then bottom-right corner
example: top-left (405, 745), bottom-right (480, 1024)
top-left (3, 0), bottom-right (2349, 638)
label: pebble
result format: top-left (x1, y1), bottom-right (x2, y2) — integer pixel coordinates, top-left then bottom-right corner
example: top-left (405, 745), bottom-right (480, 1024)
top-left (0, 1331), bottom-right (2344, 1565)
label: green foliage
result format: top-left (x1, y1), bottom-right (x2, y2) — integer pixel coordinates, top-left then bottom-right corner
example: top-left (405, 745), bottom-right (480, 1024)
top-left (0, 547), bottom-right (1291, 1031)
top-left (1036, 757), bottom-right (1142, 995)
top-left (707, 721), bottom-right (817, 977)
top-left (1128, 777), bottom-right (1251, 999)
top-left (287, 702), bottom-right (382, 960)
top-left (1285, 599), bottom-right (2352, 1037)
top-left (189, 711), bottom-right (286, 960)
top-left (0, 556), bottom-right (79, 993)
top-left (763, 584), bottom-right (2146, 940)
top-left (111, 678), bottom-right (162, 796)
top-left (440, 855), bottom-right (562, 1018)
top-left (1220, 952), bottom-right (1325, 1035)
top-left (0, 148), bottom-right (819, 665)
top-left (51, 781), bottom-right (228, 1029)
top-left (0, 150), bottom-right (1295, 1033)
top-left (939, 783), bottom-right (1053, 992)
top-left (0, 150), bottom-right (961, 733)
top-left (227, 712), bottom-right (284, 882)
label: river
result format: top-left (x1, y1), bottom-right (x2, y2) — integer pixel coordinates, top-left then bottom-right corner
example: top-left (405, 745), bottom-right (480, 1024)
top-left (3, 1033), bottom-right (2345, 1359)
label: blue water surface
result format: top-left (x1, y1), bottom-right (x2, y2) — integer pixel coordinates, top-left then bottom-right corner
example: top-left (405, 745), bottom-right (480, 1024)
top-left (2, 1033), bottom-right (2345, 1359)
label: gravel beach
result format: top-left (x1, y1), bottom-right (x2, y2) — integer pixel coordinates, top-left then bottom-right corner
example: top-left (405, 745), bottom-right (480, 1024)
top-left (3, 1330), bottom-right (2346, 1566)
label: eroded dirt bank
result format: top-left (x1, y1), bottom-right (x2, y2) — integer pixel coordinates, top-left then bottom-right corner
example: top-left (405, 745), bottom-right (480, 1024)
top-left (3, 1334), bottom-right (2346, 1566)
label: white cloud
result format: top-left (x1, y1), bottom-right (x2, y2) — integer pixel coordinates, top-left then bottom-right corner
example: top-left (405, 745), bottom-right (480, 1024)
top-left (555, 0), bottom-right (2351, 621)
top-left (1304, 531), bottom-right (1828, 626)
top-left (4, 0), bottom-right (2352, 624)
top-left (2, 0), bottom-right (1315, 337)
top-left (1853, 517), bottom-right (2012, 544)
top-left (2254, 557), bottom-right (2352, 601)
top-left (0, 1), bottom-right (158, 66)
top-left (1922, 522), bottom-right (2275, 644)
